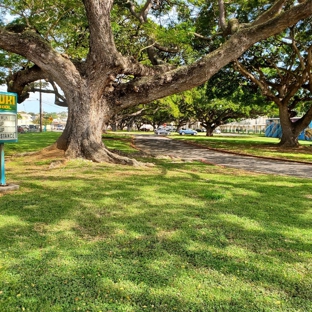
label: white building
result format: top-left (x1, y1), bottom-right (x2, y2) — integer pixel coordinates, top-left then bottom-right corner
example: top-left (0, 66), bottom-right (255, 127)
top-left (18, 113), bottom-right (34, 126)
top-left (219, 116), bottom-right (268, 133)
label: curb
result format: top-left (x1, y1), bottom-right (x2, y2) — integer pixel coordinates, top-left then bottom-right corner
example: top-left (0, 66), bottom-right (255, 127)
top-left (0, 184), bottom-right (19, 193)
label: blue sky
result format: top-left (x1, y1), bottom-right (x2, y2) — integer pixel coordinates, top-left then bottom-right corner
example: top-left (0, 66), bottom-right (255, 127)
top-left (0, 85), bottom-right (68, 114)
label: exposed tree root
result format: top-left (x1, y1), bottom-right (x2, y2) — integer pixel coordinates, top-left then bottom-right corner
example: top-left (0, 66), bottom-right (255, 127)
top-left (12, 141), bottom-right (145, 167)
top-left (63, 141), bottom-right (145, 166)
top-left (277, 141), bottom-right (300, 148)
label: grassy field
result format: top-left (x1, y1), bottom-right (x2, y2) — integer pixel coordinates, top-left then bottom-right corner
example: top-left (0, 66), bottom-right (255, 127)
top-left (0, 132), bottom-right (311, 311)
top-left (4, 132), bottom-right (61, 156)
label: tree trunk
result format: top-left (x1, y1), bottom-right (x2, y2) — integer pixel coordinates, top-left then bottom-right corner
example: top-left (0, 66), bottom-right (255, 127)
top-left (205, 125), bottom-right (214, 136)
top-left (278, 127), bottom-right (300, 147)
top-left (278, 106), bottom-right (300, 148)
top-left (205, 130), bottom-right (214, 137)
top-left (56, 91), bottom-right (140, 165)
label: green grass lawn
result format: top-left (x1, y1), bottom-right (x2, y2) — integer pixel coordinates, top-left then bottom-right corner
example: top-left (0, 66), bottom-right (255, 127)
top-left (0, 132), bottom-right (311, 311)
top-left (4, 132), bottom-right (61, 156)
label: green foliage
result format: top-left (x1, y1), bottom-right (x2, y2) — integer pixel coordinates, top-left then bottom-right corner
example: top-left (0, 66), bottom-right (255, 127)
top-left (0, 51), bottom-right (29, 85)
top-left (156, 89), bottom-right (200, 127)
top-left (1, 0), bottom-right (88, 62)
top-left (145, 99), bottom-right (179, 126)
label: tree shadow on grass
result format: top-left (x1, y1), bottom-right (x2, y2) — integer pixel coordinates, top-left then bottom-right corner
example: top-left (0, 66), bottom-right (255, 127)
top-left (0, 160), bottom-right (311, 311)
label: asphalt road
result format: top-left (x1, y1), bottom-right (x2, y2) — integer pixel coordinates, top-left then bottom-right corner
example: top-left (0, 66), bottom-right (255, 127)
top-left (134, 135), bottom-right (312, 179)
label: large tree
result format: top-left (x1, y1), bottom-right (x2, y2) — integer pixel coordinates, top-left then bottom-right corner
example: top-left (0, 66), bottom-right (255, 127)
top-left (1, 1), bottom-right (312, 162)
top-left (234, 18), bottom-right (312, 147)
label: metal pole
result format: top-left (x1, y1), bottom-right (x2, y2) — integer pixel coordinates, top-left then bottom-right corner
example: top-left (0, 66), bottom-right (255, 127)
top-left (39, 80), bottom-right (42, 132)
top-left (0, 143), bottom-right (5, 186)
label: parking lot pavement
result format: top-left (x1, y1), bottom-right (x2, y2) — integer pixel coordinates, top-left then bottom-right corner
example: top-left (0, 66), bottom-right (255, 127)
top-left (134, 135), bottom-right (312, 179)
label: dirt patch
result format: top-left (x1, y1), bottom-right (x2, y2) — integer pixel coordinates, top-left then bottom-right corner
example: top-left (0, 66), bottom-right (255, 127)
top-left (30, 145), bottom-right (65, 161)
top-left (11, 144), bottom-right (67, 169)
top-left (22, 145), bottom-right (67, 169)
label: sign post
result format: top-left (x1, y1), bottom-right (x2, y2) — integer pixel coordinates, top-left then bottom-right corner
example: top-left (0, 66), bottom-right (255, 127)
top-left (0, 92), bottom-right (19, 192)
top-left (0, 143), bottom-right (5, 185)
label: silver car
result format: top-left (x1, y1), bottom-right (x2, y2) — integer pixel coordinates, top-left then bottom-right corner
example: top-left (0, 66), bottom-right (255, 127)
top-left (154, 128), bottom-right (171, 135)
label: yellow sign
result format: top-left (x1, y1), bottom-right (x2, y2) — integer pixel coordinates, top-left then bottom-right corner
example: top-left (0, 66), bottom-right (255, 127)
top-left (0, 92), bottom-right (17, 113)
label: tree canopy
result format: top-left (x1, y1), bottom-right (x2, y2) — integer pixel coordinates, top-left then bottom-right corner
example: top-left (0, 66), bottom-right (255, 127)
top-left (0, 0), bottom-right (312, 162)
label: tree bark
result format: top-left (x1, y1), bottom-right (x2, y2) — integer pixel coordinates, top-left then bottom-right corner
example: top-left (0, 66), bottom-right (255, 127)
top-left (56, 89), bottom-right (140, 164)
top-left (278, 106), bottom-right (300, 147)
top-left (205, 126), bottom-right (214, 137)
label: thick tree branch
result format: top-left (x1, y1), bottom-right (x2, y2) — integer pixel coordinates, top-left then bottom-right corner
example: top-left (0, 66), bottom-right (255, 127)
top-left (125, 0), bottom-right (179, 66)
top-left (126, 0), bottom-right (142, 21)
top-left (293, 104), bottom-right (312, 130)
top-left (82, 0), bottom-right (129, 91)
top-left (126, 0), bottom-right (154, 23)
top-left (140, 0), bottom-right (154, 22)
top-left (154, 42), bottom-right (179, 53)
top-left (113, 0), bottom-right (312, 109)
top-left (252, 0), bottom-right (287, 26)
top-left (5, 64), bottom-right (68, 107)
top-left (0, 29), bottom-right (82, 93)
top-left (49, 80), bottom-right (68, 107)
top-left (6, 65), bottom-right (47, 103)
top-left (218, 0), bottom-right (227, 31)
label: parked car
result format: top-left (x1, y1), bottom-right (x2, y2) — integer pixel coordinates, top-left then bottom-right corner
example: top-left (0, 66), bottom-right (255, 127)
top-left (20, 125), bottom-right (29, 131)
top-left (179, 129), bottom-right (197, 135)
top-left (154, 128), bottom-right (171, 135)
top-left (164, 126), bottom-right (176, 132)
top-left (17, 126), bottom-right (27, 133)
top-left (28, 124), bottom-right (39, 132)
top-left (140, 124), bottom-right (153, 131)
top-left (214, 129), bottom-right (221, 134)
top-left (56, 124), bottom-right (64, 130)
